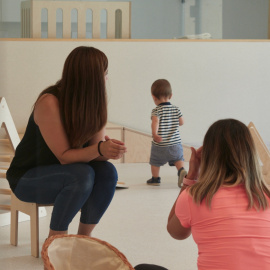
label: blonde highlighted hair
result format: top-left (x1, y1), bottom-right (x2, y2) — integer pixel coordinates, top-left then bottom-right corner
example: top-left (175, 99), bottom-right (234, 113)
top-left (189, 119), bottom-right (270, 210)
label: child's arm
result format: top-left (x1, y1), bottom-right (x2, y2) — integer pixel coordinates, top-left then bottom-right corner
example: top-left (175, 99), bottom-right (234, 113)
top-left (151, 116), bottom-right (162, 143)
top-left (179, 116), bottom-right (184, 126)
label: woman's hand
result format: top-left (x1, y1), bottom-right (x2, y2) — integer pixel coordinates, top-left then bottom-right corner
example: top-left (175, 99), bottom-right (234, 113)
top-left (186, 146), bottom-right (202, 180)
top-left (99, 136), bottom-right (127, 160)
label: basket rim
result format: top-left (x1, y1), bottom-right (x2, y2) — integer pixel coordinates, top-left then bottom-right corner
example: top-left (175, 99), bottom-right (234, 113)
top-left (41, 234), bottom-right (135, 270)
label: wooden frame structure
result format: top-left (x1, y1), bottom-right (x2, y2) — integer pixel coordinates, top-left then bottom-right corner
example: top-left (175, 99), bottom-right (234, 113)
top-left (248, 122), bottom-right (270, 185)
top-left (0, 97), bottom-right (20, 211)
top-left (21, 0), bottom-right (131, 39)
top-left (0, 97), bottom-right (48, 257)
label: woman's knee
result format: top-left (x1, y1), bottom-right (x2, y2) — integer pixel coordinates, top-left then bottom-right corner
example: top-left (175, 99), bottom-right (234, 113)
top-left (103, 161), bottom-right (118, 180)
top-left (102, 162), bottom-right (118, 187)
top-left (64, 163), bottom-right (95, 191)
top-left (90, 161), bottom-right (118, 184)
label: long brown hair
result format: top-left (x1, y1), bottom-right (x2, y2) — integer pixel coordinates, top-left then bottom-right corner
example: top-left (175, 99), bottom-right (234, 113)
top-left (189, 119), bottom-right (270, 210)
top-left (35, 46), bottom-right (108, 148)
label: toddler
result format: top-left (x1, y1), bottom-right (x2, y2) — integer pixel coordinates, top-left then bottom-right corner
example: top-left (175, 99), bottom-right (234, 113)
top-left (147, 79), bottom-right (187, 187)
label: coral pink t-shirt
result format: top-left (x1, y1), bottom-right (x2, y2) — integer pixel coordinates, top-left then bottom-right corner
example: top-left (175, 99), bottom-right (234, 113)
top-left (175, 184), bottom-right (270, 270)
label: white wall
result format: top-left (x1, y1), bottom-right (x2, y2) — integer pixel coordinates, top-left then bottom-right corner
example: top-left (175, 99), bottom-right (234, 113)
top-left (0, 40), bottom-right (269, 146)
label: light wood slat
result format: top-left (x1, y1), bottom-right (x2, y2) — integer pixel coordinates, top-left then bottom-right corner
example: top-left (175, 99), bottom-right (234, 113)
top-left (0, 204), bottom-right (10, 210)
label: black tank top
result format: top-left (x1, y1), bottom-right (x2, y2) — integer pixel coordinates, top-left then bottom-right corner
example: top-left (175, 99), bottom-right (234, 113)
top-left (6, 90), bottom-right (60, 191)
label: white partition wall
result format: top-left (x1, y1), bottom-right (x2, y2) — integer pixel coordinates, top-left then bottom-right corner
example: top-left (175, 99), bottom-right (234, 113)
top-left (0, 40), bottom-right (269, 147)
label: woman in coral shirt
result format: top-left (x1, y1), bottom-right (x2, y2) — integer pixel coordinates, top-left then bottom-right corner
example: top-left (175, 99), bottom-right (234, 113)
top-left (136, 118), bottom-right (270, 270)
top-left (168, 119), bottom-right (270, 270)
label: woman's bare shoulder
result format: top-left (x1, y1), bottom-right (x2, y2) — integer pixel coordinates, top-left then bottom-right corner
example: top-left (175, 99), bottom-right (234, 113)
top-left (34, 94), bottom-right (60, 124)
top-left (36, 93), bottom-right (59, 108)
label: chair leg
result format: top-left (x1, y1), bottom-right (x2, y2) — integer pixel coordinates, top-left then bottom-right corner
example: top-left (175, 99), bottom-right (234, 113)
top-left (30, 206), bottom-right (39, 258)
top-left (10, 207), bottom-right (18, 246)
top-left (10, 192), bottom-right (40, 257)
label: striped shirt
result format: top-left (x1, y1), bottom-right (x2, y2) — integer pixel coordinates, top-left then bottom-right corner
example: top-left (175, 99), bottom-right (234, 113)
top-left (151, 102), bottom-right (182, 147)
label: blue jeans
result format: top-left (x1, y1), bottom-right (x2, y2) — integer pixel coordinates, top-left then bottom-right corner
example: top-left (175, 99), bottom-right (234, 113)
top-left (14, 161), bottom-right (118, 231)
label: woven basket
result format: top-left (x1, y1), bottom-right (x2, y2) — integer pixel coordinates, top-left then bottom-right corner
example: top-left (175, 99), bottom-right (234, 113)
top-left (42, 234), bottom-right (135, 270)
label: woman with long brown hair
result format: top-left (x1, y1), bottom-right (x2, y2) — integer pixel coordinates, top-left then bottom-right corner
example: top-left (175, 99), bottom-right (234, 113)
top-left (7, 46), bottom-right (126, 238)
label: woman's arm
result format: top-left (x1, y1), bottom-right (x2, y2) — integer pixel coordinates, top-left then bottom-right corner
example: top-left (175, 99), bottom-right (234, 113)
top-left (34, 94), bottom-right (126, 164)
top-left (167, 146), bottom-right (202, 240)
top-left (167, 192), bottom-right (191, 240)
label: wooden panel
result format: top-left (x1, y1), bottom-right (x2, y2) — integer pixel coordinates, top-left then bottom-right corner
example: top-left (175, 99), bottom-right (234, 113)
top-left (124, 128), bottom-right (152, 163)
top-left (77, 7), bottom-right (86, 39)
top-left (31, 2), bottom-right (42, 38)
top-left (0, 139), bottom-right (13, 155)
top-left (121, 2), bottom-right (131, 38)
top-left (48, 6), bottom-right (57, 39)
top-left (62, 7), bottom-right (72, 39)
top-left (107, 10), bottom-right (116, 39)
top-left (21, 1), bottom-right (31, 38)
top-left (92, 7), bottom-right (101, 39)
top-left (248, 122), bottom-right (270, 185)
top-left (106, 128), bottom-right (123, 141)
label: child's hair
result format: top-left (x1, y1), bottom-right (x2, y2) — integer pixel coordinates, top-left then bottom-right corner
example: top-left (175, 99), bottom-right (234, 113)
top-left (151, 79), bottom-right (172, 99)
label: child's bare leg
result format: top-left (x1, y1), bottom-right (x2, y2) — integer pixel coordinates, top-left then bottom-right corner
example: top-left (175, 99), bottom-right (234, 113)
top-left (151, 165), bottom-right (160, 178)
top-left (175, 160), bottom-right (187, 188)
top-left (147, 165), bottom-right (161, 185)
top-left (174, 160), bottom-right (185, 171)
